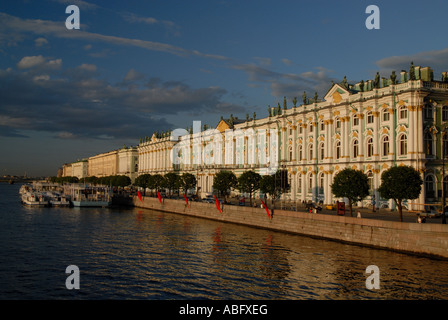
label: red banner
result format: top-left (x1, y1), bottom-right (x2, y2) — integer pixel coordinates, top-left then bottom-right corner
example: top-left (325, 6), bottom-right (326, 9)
top-left (183, 193), bottom-right (189, 208)
top-left (157, 191), bottom-right (163, 204)
top-left (214, 195), bottom-right (222, 213)
top-left (137, 190), bottom-right (143, 202)
top-left (260, 199), bottom-right (271, 220)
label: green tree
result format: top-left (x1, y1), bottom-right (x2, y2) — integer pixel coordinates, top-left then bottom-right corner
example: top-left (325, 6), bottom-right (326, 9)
top-left (237, 170), bottom-right (261, 206)
top-left (178, 173), bottom-right (197, 195)
top-left (378, 166), bottom-right (423, 222)
top-left (260, 169), bottom-right (290, 206)
top-left (164, 172), bottom-right (179, 197)
top-left (134, 174), bottom-right (151, 195)
top-left (148, 174), bottom-right (166, 193)
top-left (331, 168), bottom-right (369, 217)
top-left (213, 170), bottom-right (237, 202)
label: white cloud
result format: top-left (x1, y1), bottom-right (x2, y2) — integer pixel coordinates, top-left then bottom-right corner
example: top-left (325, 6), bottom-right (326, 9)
top-left (34, 37), bottom-right (48, 47)
top-left (281, 58), bottom-right (293, 66)
top-left (17, 55), bottom-right (46, 69)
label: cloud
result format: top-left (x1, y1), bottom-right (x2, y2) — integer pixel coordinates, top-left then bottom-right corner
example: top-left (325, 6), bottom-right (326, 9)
top-left (17, 55), bottom-right (46, 69)
top-left (49, 0), bottom-right (99, 11)
top-left (281, 58), bottom-right (293, 66)
top-left (34, 37), bottom-right (49, 47)
top-left (0, 12), bottom-right (228, 61)
top-left (121, 12), bottom-right (181, 36)
top-left (0, 63), bottom-right (243, 140)
top-left (123, 68), bottom-right (145, 82)
top-left (376, 47), bottom-right (448, 76)
top-left (232, 63), bottom-right (335, 99)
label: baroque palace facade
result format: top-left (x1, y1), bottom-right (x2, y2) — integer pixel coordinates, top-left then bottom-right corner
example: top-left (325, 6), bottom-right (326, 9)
top-left (138, 63), bottom-right (448, 211)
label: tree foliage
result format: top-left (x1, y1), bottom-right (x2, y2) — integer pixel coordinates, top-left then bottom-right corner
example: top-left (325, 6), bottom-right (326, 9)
top-left (331, 168), bottom-right (369, 216)
top-left (178, 173), bottom-right (197, 194)
top-left (259, 169), bottom-right (290, 205)
top-left (237, 170), bottom-right (261, 206)
top-left (213, 170), bottom-right (237, 200)
top-left (378, 165), bottom-right (422, 222)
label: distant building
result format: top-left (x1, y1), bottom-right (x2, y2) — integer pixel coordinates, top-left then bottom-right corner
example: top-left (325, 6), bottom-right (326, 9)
top-left (62, 163), bottom-right (72, 177)
top-left (117, 146), bottom-right (139, 182)
top-left (71, 159), bottom-right (89, 179)
top-left (88, 150), bottom-right (118, 178)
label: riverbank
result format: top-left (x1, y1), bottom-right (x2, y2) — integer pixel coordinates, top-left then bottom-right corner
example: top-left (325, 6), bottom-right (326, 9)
top-left (132, 196), bottom-right (448, 260)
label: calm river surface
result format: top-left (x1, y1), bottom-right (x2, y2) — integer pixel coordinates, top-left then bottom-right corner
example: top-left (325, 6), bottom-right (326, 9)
top-left (1, 183), bottom-right (448, 300)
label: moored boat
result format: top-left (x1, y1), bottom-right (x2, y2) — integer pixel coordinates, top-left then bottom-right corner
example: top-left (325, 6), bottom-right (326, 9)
top-left (21, 192), bottom-right (49, 207)
top-left (67, 184), bottom-right (112, 207)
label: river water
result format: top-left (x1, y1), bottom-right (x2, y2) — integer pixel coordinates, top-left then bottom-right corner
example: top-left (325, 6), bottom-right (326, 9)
top-left (1, 183), bottom-right (448, 300)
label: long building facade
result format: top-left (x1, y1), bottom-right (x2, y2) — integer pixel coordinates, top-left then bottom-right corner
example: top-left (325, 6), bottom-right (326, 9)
top-left (137, 63), bottom-right (448, 211)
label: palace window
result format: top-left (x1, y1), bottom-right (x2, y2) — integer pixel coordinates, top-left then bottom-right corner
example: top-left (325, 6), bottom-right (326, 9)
top-left (443, 133), bottom-right (448, 158)
top-left (335, 141), bottom-right (341, 159)
top-left (308, 143), bottom-right (314, 160)
top-left (299, 125), bottom-right (303, 134)
top-left (443, 106), bottom-right (448, 121)
top-left (382, 109), bottom-right (390, 122)
top-left (319, 142), bottom-right (325, 160)
top-left (318, 173), bottom-right (324, 190)
top-left (320, 121), bottom-right (325, 131)
top-left (367, 137), bottom-right (374, 157)
top-left (399, 106), bottom-right (408, 120)
top-left (425, 175), bottom-right (435, 199)
top-left (352, 139), bottom-right (359, 158)
top-left (367, 170), bottom-right (374, 191)
top-left (425, 105), bottom-right (433, 120)
top-left (297, 174), bottom-right (302, 193)
top-left (308, 173), bottom-right (313, 193)
top-left (309, 123), bottom-right (314, 133)
top-left (335, 117), bottom-right (341, 130)
top-left (298, 144), bottom-right (303, 161)
top-left (424, 132), bottom-right (434, 155)
top-left (399, 134), bottom-right (407, 156)
top-left (382, 136), bottom-right (390, 156)
top-left (367, 111), bottom-right (374, 124)
top-left (289, 146), bottom-right (293, 161)
top-left (353, 114), bottom-right (359, 126)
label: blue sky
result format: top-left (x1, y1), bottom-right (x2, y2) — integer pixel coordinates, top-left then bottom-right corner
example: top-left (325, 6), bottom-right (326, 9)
top-left (1, 0), bottom-right (448, 176)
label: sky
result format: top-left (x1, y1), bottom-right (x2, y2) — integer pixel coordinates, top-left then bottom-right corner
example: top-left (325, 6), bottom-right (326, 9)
top-left (1, 0), bottom-right (448, 176)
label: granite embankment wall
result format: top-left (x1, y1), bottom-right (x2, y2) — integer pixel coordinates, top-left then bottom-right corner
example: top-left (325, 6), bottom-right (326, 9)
top-left (132, 196), bottom-right (448, 259)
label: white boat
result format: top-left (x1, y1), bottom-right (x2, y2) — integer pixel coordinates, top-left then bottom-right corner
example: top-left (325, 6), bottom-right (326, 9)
top-left (67, 184), bottom-right (112, 207)
top-left (47, 192), bottom-right (71, 207)
top-left (22, 192), bottom-right (49, 207)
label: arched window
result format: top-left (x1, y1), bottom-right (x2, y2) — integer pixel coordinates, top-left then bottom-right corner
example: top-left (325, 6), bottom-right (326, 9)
top-left (308, 173), bottom-right (313, 193)
top-left (309, 122), bottom-right (314, 133)
top-left (367, 170), bottom-right (374, 191)
top-left (443, 133), bottom-right (448, 158)
top-left (288, 146), bottom-right (293, 161)
top-left (318, 172), bottom-right (324, 189)
top-left (443, 106), bottom-right (448, 122)
top-left (297, 174), bottom-right (302, 193)
top-left (353, 139), bottom-right (359, 158)
top-left (382, 136), bottom-right (390, 156)
top-left (399, 134), bottom-right (407, 156)
top-left (367, 137), bottom-right (374, 157)
top-left (308, 143), bottom-right (314, 160)
top-left (424, 132), bottom-right (433, 155)
top-left (335, 117), bottom-right (341, 130)
top-left (298, 144), bottom-right (303, 161)
top-left (335, 141), bottom-right (341, 159)
top-left (320, 121), bottom-right (325, 131)
top-left (319, 142), bottom-right (325, 160)
top-left (425, 175), bottom-right (435, 199)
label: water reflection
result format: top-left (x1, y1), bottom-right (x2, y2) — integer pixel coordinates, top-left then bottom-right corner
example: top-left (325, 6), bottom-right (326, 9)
top-left (1, 183), bottom-right (448, 299)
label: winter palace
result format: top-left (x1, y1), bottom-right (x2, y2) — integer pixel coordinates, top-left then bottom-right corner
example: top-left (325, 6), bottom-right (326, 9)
top-left (64, 62), bottom-right (448, 211)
